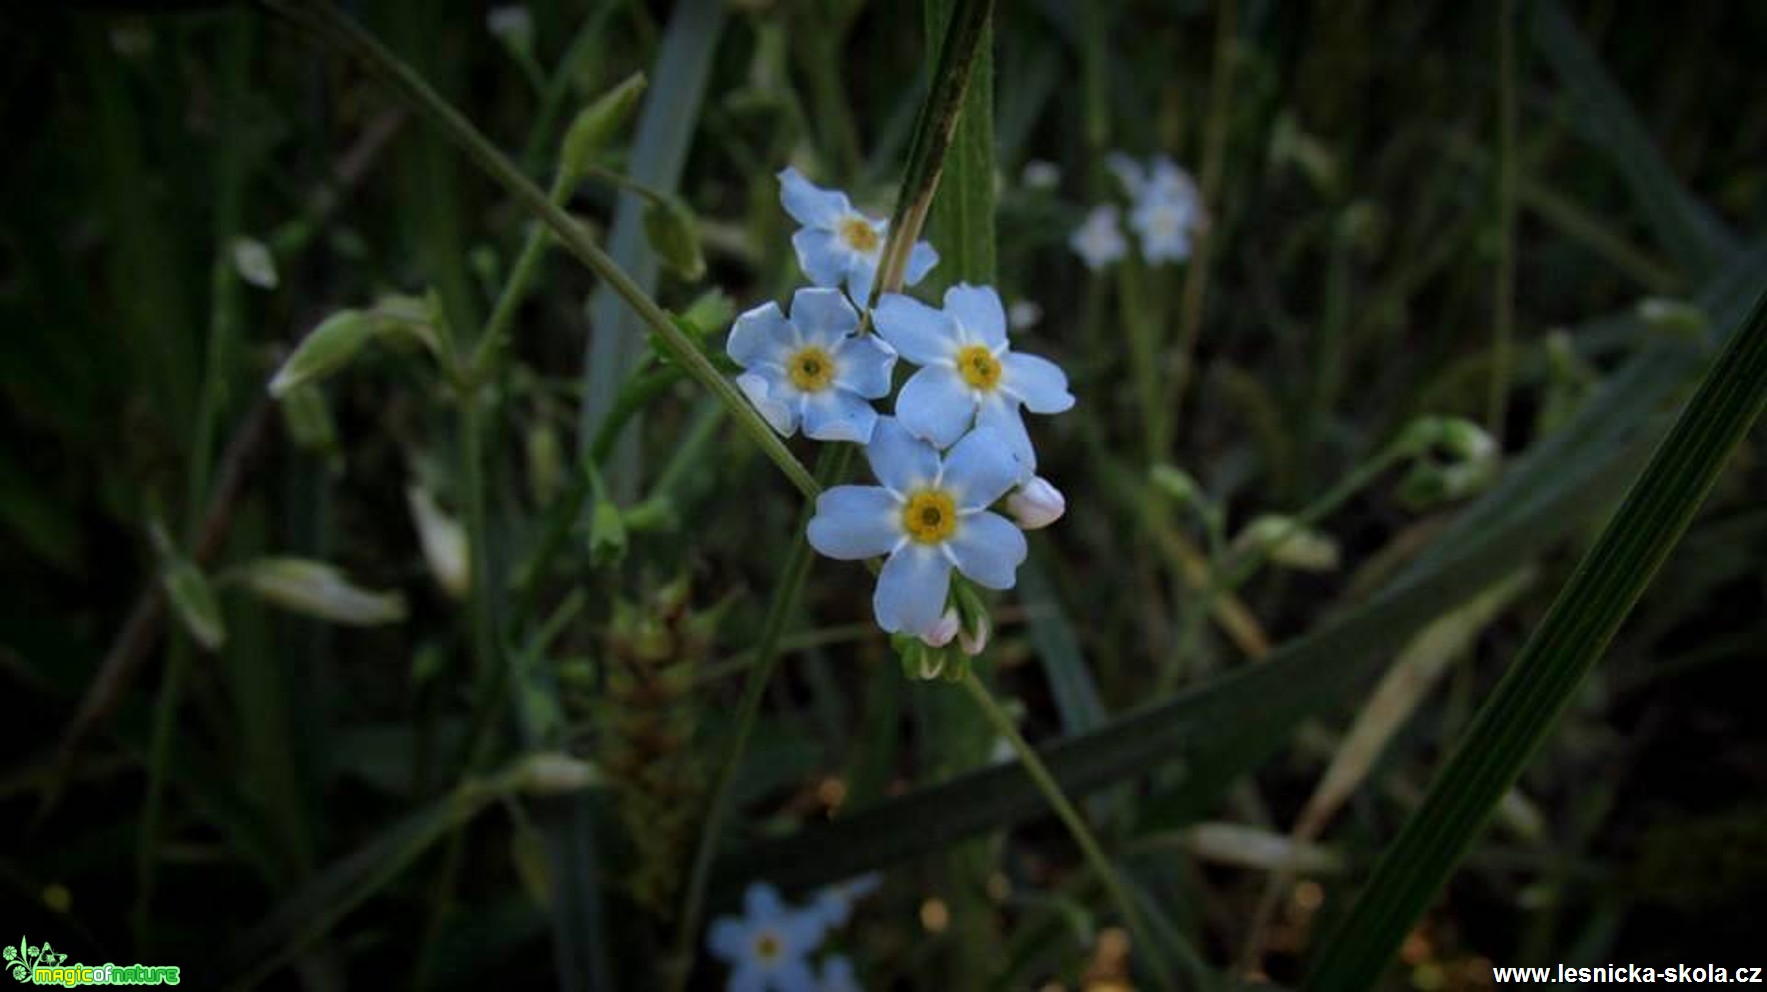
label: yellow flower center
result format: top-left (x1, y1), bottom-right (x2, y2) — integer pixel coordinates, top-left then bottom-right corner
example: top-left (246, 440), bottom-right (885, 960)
top-left (786, 346), bottom-right (836, 392)
top-left (754, 932), bottom-right (781, 961)
top-left (955, 345), bottom-right (1002, 391)
top-left (901, 489), bottom-right (958, 544)
top-left (839, 216), bottom-right (881, 254)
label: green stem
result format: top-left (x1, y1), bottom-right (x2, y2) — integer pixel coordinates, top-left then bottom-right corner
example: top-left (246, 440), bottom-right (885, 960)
top-left (1488, 0), bottom-right (1518, 436)
top-left (665, 445), bottom-right (852, 992)
top-left (464, 169), bottom-right (576, 383)
top-left (1117, 258), bottom-right (1166, 464)
top-left (1162, 0), bottom-right (1238, 444)
top-left (959, 670), bottom-right (1187, 991)
top-left (136, 14), bottom-right (253, 943)
top-left (260, 0), bottom-right (818, 499)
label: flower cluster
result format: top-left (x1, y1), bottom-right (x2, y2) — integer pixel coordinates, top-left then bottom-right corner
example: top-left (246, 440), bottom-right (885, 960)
top-left (727, 169), bottom-right (1075, 668)
top-left (1069, 153), bottom-right (1207, 270)
top-left (708, 877), bottom-right (880, 992)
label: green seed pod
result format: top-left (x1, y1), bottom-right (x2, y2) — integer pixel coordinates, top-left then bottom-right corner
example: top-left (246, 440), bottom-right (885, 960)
top-left (559, 73), bottom-right (647, 183)
top-left (277, 383), bottom-right (338, 457)
top-left (164, 556), bottom-right (225, 651)
top-left (643, 197), bottom-right (706, 281)
top-left (526, 421), bottom-right (564, 506)
top-left (268, 310), bottom-right (377, 398)
top-left (589, 498), bottom-right (628, 565)
top-left (678, 288), bottom-right (736, 339)
top-left (1150, 463), bottom-right (1202, 505)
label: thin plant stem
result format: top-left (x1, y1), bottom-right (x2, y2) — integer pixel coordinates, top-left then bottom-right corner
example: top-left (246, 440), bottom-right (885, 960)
top-left (959, 670), bottom-right (1189, 991)
top-left (135, 16), bottom-right (253, 942)
top-left (665, 445), bottom-right (851, 992)
top-left (1488, 0), bottom-right (1519, 436)
top-left (260, 0), bottom-right (820, 499)
top-left (1164, 0), bottom-right (1238, 444)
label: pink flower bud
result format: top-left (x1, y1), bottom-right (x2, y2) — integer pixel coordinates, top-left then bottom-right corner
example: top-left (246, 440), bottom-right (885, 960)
top-left (1006, 476), bottom-right (1065, 530)
top-left (920, 608), bottom-right (961, 648)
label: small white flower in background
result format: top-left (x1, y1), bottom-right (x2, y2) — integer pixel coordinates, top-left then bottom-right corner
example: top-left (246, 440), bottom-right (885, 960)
top-left (726, 287), bottom-right (897, 443)
top-left (1107, 152), bottom-right (1208, 263)
top-left (812, 873), bottom-right (883, 929)
top-left (1007, 299), bottom-right (1042, 331)
top-left (778, 167), bottom-right (939, 305)
top-left (1235, 514), bottom-right (1341, 572)
top-left (1005, 476), bottom-right (1065, 530)
top-left (1020, 159), bottom-right (1061, 191)
top-left (231, 237), bottom-right (279, 289)
top-left (486, 6), bottom-right (534, 52)
top-left (406, 485), bottom-right (470, 599)
top-left (708, 883), bottom-right (826, 992)
top-left (1068, 204), bottom-right (1127, 271)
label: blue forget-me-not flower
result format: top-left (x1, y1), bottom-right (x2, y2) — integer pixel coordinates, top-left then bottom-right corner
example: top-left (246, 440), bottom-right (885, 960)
top-left (807, 418), bottom-right (1028, 638)
top-left (872, 284), bottom-right (1074, 472)
top-left (779, 167), bottom-right (939, 305)
top-left (709, 883), bottom-right (828, 992)
top-left (1069, 204), bottom-right (1128, 271)
top-left (727, 287), bottom-right (897, 443)
top-left (1109, 152), bottom-right (1206, 263)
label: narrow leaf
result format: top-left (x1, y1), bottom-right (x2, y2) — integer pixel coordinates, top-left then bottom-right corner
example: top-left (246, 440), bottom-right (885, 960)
top-left (1305, 285), bottom-right (1767, 991)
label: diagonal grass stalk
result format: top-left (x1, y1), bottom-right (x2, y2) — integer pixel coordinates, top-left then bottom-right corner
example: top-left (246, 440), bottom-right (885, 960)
top-left (961, 671), bottom-right (1188, 990)
top-left (1305, 286), bottom-right (1767, 990)
top-left (258, 0), bottom-right (819, 499)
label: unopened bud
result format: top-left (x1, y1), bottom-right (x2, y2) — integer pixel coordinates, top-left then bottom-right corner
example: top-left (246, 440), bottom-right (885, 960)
top-left (643, 197), bottom-right (705, 281)
top-left (269, 310), bottom-right (377, 398)
top-left (513, 752), bottom-right (602, 795)
top-left (231, 237), bottom-right (278, 289)
top-left (1150, 464), bottom-right (1201, 504)
top-left (589, 498), bottom-right (628, 564)
top-left (1006, 476), bottom-right (1065, 530)
top-left (164, 556), bottom-right (225, 651)
top-left (407, 485), bottom-right (469, 599)
top-left (560, 73), bottom-right (647, 182)
top-left (235, 557), bottom-right (407, 626)
top-left (1236, 515), bottom-right (1340, 572)
top-left (921, 609), bottom-right (960, 648)
top-left (679, 288), bottom-right (736, 339)
top-left (958, 612), bottom-right (990, 656)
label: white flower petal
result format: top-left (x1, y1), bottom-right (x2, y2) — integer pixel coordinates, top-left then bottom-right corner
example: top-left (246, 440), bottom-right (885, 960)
top-left (896, 365), bottom-right (976, 450)
top-left (943, 283), bottom-right (1008, 349)
top-left (789, 286), bottom-right (860, 346)
top-left (942, 426), bottom-right (1025, 509)
top-left (1003, 352), bottom-right (1075, 413)
top-left (778, 167), bottom-right (851, 227)
top-left (977, 393), bottom-right (1037, 475)
top-left (801, 389), bottom-right (878, 443)
top-left (865, 417), bottom-right (940, 493)
top-left (709, 918), bottom-right (749, 961)
top-left (792, 228), bottom-right (850, 289)
top-left (808, 486), bottom-right (902, 560)
top-left (873, 544), bottom-right (951, 636)
top-left (726, 301), bottom-right (794, 368)
top-left (873, 294), bottom-right (960, 365)
top-left (904, 241), bottom-right (940, 287)
top-left (736, 371), bottom-right (797, 436)
top-left (946, 511), bottom-right (1027, 590)
top-left (832, 334), bottom-right (896, 399)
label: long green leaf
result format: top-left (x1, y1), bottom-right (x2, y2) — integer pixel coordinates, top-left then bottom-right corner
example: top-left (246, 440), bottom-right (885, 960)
top-left (578, 0), bottom-right (727, 501)
top-left (1305, 285), bottom-right (1767, 990)
top-left (711, 251), bottom-right (1767, 897)
top-left (1530, 0), bottom-right (1735, 273)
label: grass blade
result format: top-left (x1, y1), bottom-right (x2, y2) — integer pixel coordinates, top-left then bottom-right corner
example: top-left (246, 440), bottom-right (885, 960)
top-left (1304, 284), bottom-right (1767, 991)
top-left (1530, 0), bottom-right (1736, 273)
